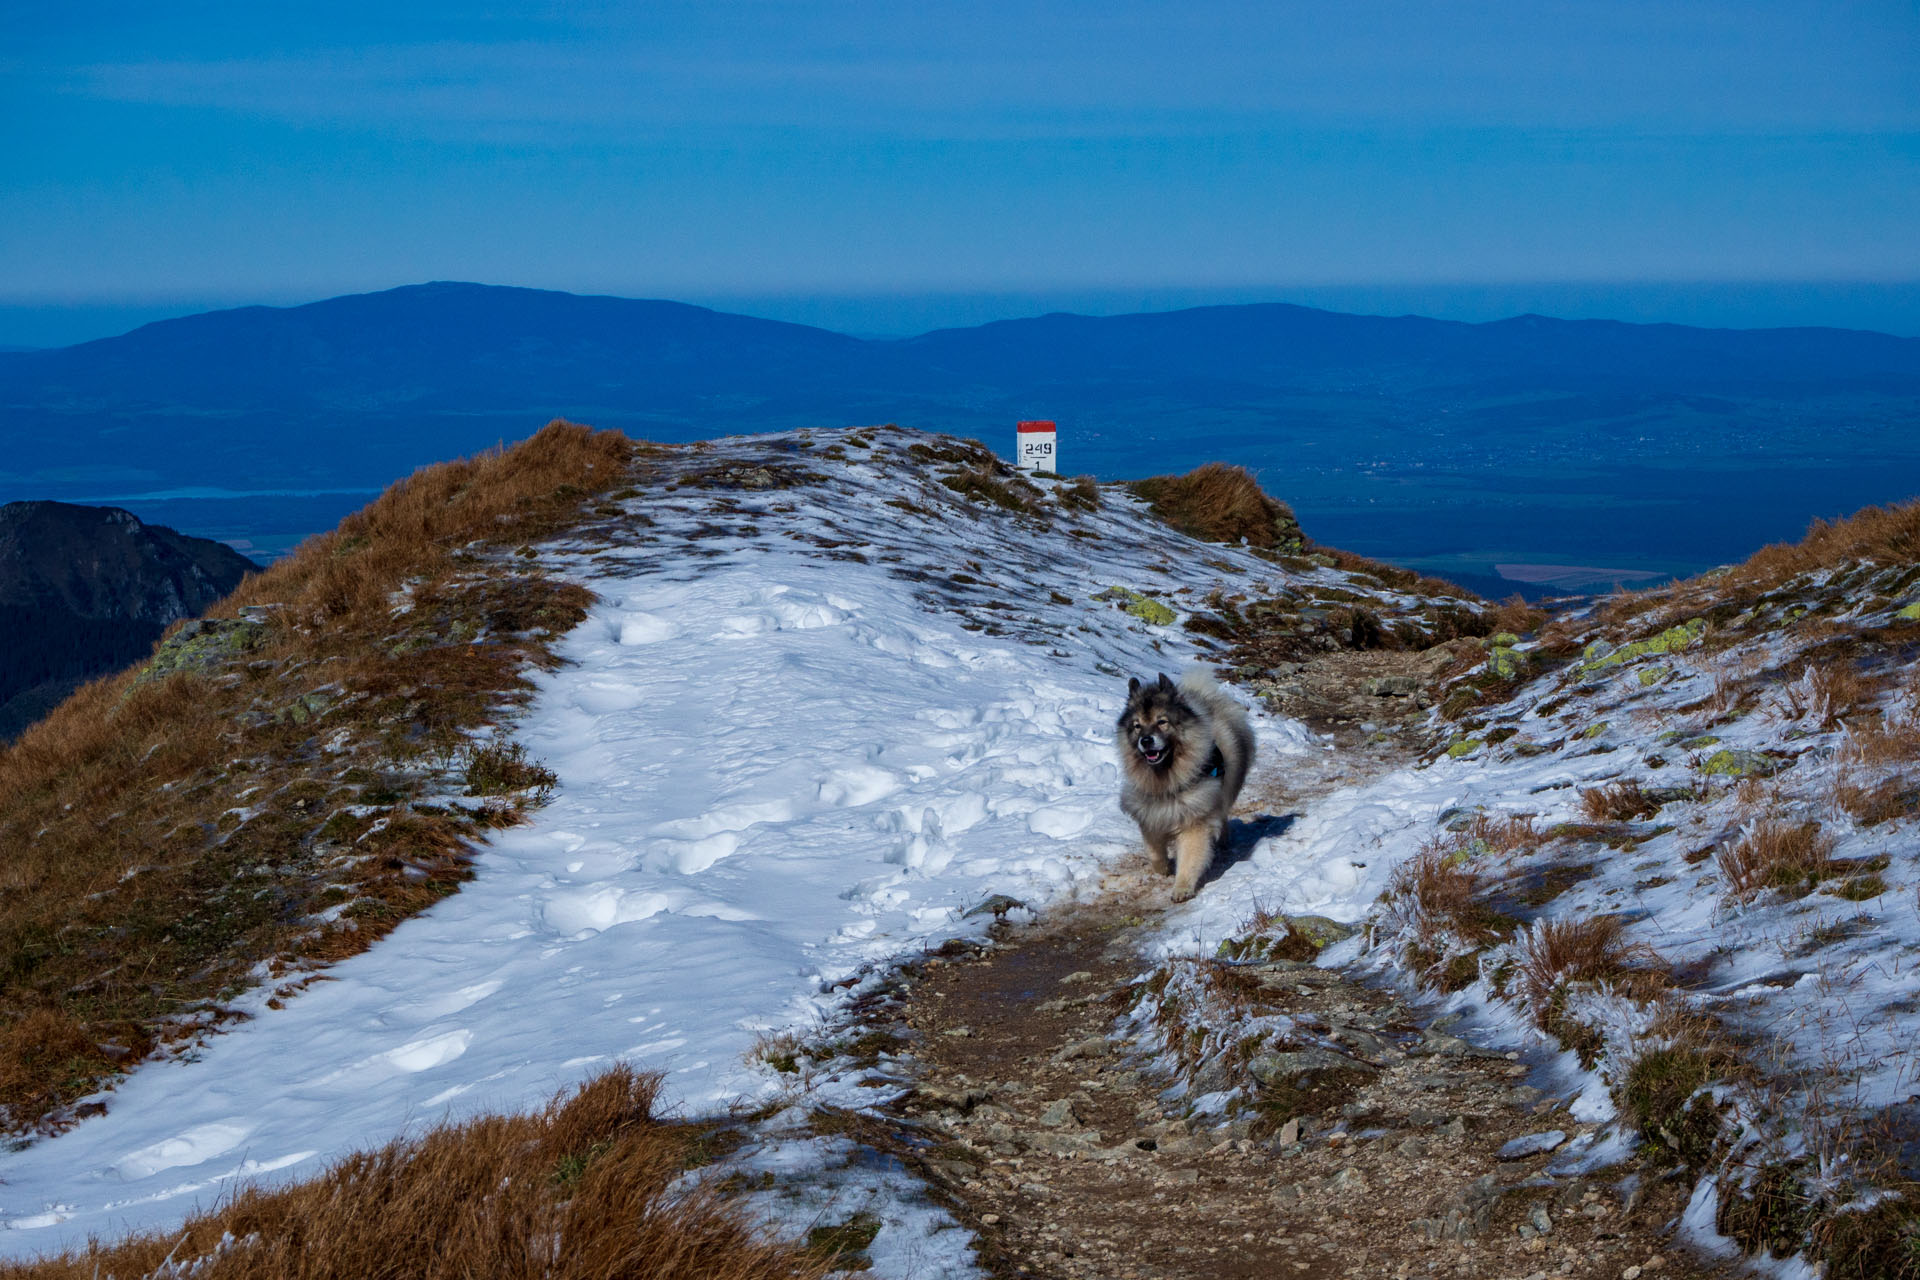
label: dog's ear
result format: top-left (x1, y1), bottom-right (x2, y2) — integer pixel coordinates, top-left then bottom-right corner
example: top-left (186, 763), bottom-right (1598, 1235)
top-left (1127, 676), bottom-right (1141, 696)
top-left (1156, 672), bottom-right (1174, 691)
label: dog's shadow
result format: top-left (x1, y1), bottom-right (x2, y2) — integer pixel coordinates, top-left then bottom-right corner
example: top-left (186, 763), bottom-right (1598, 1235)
top-left (1199, 812), bottom-right (1298, 888)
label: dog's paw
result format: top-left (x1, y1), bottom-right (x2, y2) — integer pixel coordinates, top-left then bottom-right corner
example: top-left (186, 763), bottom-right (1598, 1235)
top-left (1170, 882), bottom-right (1197, 902)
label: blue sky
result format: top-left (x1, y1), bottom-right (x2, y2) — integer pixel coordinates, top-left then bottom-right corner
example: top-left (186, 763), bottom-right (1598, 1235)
top-left (3, 1), bottom-right (1917, 343)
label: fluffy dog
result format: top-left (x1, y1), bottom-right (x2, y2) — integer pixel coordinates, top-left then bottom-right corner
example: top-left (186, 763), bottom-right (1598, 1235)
top-left (1115, 668), bottom-right (1256, 901)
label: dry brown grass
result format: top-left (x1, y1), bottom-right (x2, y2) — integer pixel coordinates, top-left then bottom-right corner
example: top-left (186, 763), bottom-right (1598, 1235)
top-left (0, 421), bottom-right (639, 1131)
top-left (1388, 846), bottom-right (1477, 937)
top-left (1487, 594), bottom-right (1549, 635)
top-left (1126, 462), bottom-right (1483, 611)
top-left (1460, 811), bottom-right (1540, 856)
top-left (1833, 773), bottom-right (1920, 827)
top-left (1837, 677), bottom-right (1920, 767)
top-left (1126, 463), bottom-right (1303, 551)
top-left (1603, 497), bottom-right (1920, 633)
top-left (1059, 474), bottom-right (1101, 511)
top-left (1733, 500), bottom-right (1920, 591)
top-left (1842, 722), bottom-right (1920, 769)
top-left (1775, 661), bottom-right (1873, 730)
top-left (938, 464), bottom-right (1043, 514)
top-left (1220, 903), bottom-right (1330, 963)
top-left (7, 1066), bottom-right (828, 1280)
top-left (1386, 844), bottom-right (1515, 954)
top-left (1513, 915), bottom-right (1665, 1029)
top-left (1698, 650), bottom-right (1759, 720)
top-left (1580, 778), bottom-right (1661, 822)
top-left (1717, 819), bottom-right (1837, 899)
top-left (1311, 545), bottom-right (1476, 602)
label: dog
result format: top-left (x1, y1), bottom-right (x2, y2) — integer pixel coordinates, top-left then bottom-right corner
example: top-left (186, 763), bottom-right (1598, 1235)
top-left (1116, 668), bottom-right (1256, 901)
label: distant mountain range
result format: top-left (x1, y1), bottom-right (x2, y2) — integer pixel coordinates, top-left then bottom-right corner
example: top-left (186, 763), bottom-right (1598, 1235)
top-left (2, 282), bottom-right (1918, 580)
top-left (0, 502), bottom-right (257, 739)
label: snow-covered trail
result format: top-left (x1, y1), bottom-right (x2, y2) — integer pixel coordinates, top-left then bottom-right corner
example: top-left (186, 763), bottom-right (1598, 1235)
top-left (0, 431), bottom-right (1343, 1256)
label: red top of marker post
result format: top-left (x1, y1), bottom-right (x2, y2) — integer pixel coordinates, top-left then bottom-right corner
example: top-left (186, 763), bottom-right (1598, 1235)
top-left (1017, 420), bottom-right (1056, 433)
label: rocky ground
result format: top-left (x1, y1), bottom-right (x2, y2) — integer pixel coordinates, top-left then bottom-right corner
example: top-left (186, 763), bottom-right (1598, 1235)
top-left (825, 646), bottom-right (1740, 1280)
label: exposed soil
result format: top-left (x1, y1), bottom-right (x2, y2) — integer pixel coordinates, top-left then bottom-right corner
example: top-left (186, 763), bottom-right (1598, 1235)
top-left (845, 646), bottom-right (1739, 1279)
top-left (1247, 644), bottom-right (1472, 751)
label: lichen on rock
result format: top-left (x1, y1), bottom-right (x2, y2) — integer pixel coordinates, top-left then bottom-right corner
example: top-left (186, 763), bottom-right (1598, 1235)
top-left (1702, 748), bottom-right (1783, 779)
top-left (137, 617), bottom-right (264, 685)
top-left (1486, 646), bottom-right (1527, 680)
top-left (1574, 618), bottom-right (1706, 677)
top-left (1093, 586), bottom-right (1176, 626)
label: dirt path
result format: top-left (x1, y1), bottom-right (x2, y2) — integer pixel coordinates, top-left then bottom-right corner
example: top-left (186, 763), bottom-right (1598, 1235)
top-left (841, 654), bottom-right (1739, 1280)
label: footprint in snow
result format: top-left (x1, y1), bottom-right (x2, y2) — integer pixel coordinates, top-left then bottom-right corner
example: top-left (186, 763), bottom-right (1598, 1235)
top-left (112, 1122), bottom-right (253, 1180)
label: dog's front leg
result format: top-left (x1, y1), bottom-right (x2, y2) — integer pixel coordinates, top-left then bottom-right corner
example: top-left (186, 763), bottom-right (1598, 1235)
top-left (1145, 829), bottom-right (1171, 877)
top-left (1170, 825), bottom-right (1214, 901)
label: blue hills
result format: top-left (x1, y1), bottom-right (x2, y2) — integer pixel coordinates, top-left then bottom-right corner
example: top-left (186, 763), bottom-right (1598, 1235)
top-left (3, 280), bottom-right (1918, 583)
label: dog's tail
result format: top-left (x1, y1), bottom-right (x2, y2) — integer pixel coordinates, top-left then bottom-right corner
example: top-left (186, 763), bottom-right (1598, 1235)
top-left (1177, 665), bottom-right (1229, 701)
top-left (1180, 665), bottom-right (1257, 806)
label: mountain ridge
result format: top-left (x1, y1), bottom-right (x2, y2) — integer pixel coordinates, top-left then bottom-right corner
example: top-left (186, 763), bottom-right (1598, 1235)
top-left (7, 282), bottom-right (1917, 411)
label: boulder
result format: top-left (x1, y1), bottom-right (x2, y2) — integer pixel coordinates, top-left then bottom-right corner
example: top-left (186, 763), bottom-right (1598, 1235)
top-left (1249, 1047), bottom-right (1364, 1085)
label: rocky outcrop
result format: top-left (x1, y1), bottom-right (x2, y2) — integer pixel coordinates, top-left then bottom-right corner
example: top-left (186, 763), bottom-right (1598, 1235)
top-left (0, 501), bottom-right (257, 738)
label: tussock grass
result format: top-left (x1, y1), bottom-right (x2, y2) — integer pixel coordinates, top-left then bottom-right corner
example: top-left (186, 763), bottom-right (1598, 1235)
top-left (8, 1066), bottom-right (828, 1280)
top-left (1216, 903), bottom-right (1327, 964)
top-left (1387, 847), bottom-right (1480, 940)
top-left (1606, 496), bottom-right (1920, 633)
top-left (1059, 474), bottom-right (1102, 511)
top-left (1384, 843), bottom-right (1516, 986)
top-left (1512, 916), bottom-right (1664, 1029)
top-left (1460, 811), bottom-right (1541, 856)
top-left (464, 739), bottom-right (560, 798)
top-left (1717, 818), bottom-right (1836, 899)
top-left (0, 420), bottom-right (637, 1131)
top-left (1579, 778), bottom-right (1660, 822)
top-left (939, 465), bottom-right (1042, 514)
top-left (1776, 661), bottom-right (1873, 730)
top-left (1620, 1027), bottom-right (1746, 1171)
top-left (1833, 773), bottom-right (1920, 827)
top-left (1126, 463), bottom-right (1303, 551)
top-left (1838, 678), bottom-right (1920, 768)
top-left (1486, 593), bottom-right (1549, 635)
top-left (1734, 499), bottom-right (1920, 592)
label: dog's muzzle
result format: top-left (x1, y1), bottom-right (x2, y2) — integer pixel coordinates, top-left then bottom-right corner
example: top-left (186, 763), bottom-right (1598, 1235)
top-left (1136, 734), bottom-right (1168, 766)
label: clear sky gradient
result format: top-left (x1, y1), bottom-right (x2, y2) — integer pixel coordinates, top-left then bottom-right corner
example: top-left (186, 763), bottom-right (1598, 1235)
top-left (4, 1), bottom-right (1917, 344)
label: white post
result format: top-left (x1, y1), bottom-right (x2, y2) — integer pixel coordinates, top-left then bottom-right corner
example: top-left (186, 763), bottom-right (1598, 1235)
top-left (1015, 419), bottom-right (1057, 473)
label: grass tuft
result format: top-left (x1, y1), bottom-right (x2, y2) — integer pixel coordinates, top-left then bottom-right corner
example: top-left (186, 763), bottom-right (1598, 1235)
top-left (1717, 818), bottom-right (1835, 899)
top-left (1384, 844), bottom-right (1516, 984)
top-left (1619, 1037), bottom-right (1744, 1170)
top-left (463, 739), bottom-right (559, 798)
top-left (1126, 463), bottom-right (1304, 552)
top-left (1512, 915), bottom-right (1663, 1031)
top-left (1059, 474), bottom-right (1101, 511)
top-left (938, 465), bottom-right (1043, 514)
top-left (1579, 778), bottom-right (1660, 822)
